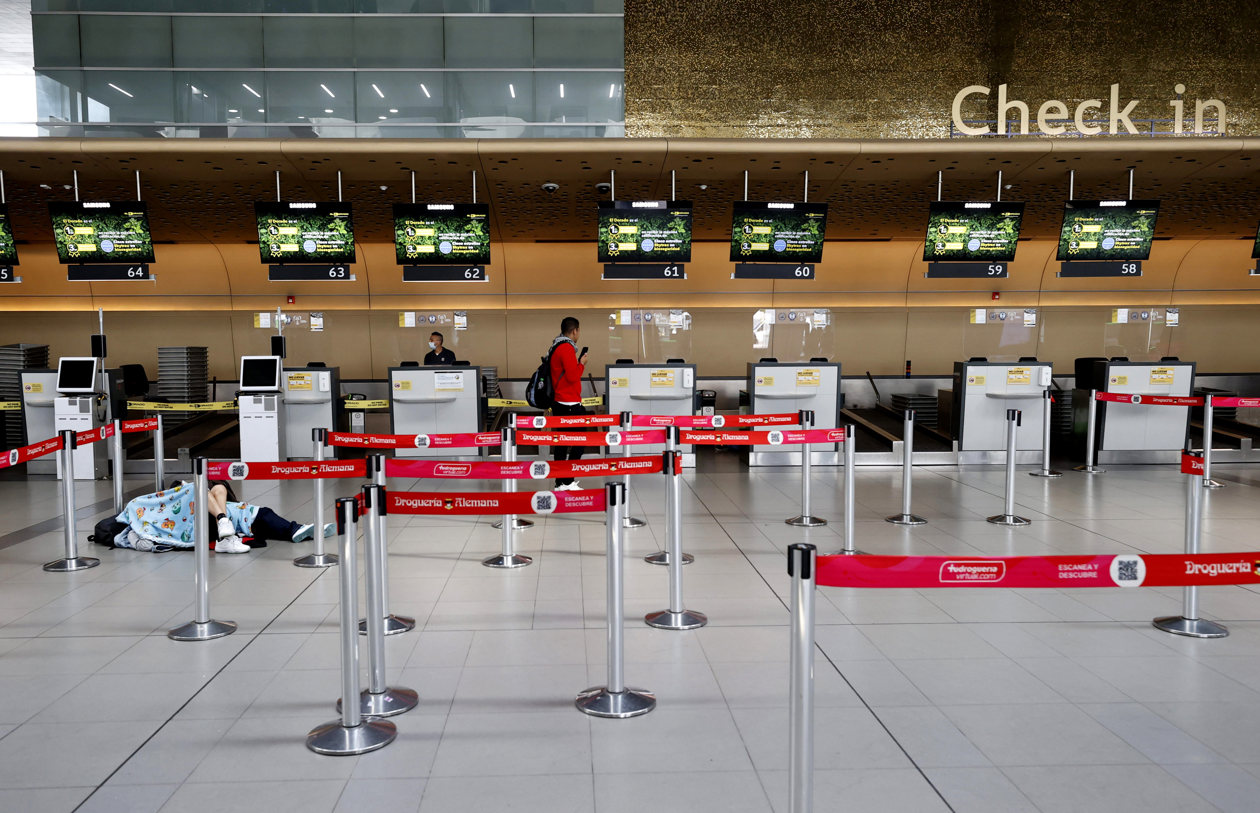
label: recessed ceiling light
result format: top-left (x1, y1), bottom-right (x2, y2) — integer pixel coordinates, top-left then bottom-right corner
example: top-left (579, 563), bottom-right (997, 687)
top-left (320, 83), bottom-right (335, 98)
top-left (559, 83), bottom-right (565, 98)
top-left (107, 83), bottom-right (133, 98)
top-left (242, 83), bottom-right (261, 98)
top-left (389, 108), bottom-right (398, 113)
top-left (371, 83), bottom-right (384, 98)
top-left (324, 108), bottom-right (334, 113)
top-left (509, 83), bottom-right (516, 99)
top-left (228, 108), bottom-right (239, 113)
top-left (420, 83), bottom-right (431, 98)
top-left (608, 83), bottom-right (616, 98)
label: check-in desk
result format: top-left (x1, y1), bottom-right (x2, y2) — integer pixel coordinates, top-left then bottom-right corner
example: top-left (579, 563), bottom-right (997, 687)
top-left (1089, 360), bottom-right (1195, 464)
top-left (389, 365), bottom-right (481, 458)
top-left (606, 363), bottom-right (697, 466)
top-left (282, 365), bottom-right (341, 459)
top-left (951, 360), bottom-right (1052, 464)
top-left (19, 370), bottom-right (57, 475)
top-left (747, 362), bottom-right (842, 466)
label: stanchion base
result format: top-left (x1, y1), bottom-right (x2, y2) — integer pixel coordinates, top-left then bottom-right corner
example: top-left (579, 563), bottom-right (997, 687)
top-left (293, 552), bottom-right (338, 568)
top-left (885, 514), bottom-right (927, 526)
top-left (1072, 465), bottom-right (1106, 474)
top-left (482, 553), bottom-right (533, 569)
top-left (42, 556), bottom-right (100, 572)
top-left (1029, 470), bottom-right (1064, 478)
top-left (785, 515), bottom-right (828, 527)
top-left (645, 609), bottom-right (708, 630)
top-left (338, 686), bottom-right (419, 718)
top-left (1204, 479), bottom-right (1225, 489)
top-left (575, 686), bottom-right (656, 718)
top-left (306, 718), bottom-right (397, 756)
top-left (491, 518), bottom-right (534, 530)
top-left (358, 614), bottom-right (417, 636)
top-left (168, 619), bottom-right (237, 641)
top-left (986, 514), bottom-right (1031, 526)
top-left (623, 516), bottom-right (647, 529)
top-left (644, 551), bottom-right (693, 566)
top-left (1153, 616), bottom-right (1229, 639)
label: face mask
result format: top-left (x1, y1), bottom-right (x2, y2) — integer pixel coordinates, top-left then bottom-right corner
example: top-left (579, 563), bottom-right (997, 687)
top-left (428, 342), bottom-right (436, 350)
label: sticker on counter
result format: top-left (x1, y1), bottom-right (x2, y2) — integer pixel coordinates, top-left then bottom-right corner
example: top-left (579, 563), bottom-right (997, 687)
top-left (393, 379), bottom-right (412, 391)
top-left (1023, 309), bottom-right (1038, 327)
top-left (756, 376), bottom-right (775, 387)
top-left (399, 312), bottom-right (416, 328)
top-left (796, 369), bottom-right (821, 387)
top-left (969, 309), bottom-right (986, 324)
top-left (967, 375), bottom-right (986, 386)
top-left (434, 372), bottom-right (464, 392)
top-left (286, 372), bottom-right (313, 391)
top-left (23, 383), bottom-right (42, 394)
top-left (1006, 367), bottom-right (1031, 386)
top-left (650, 370), bottom-right (675, 388)
top-left (1165, 308), bottom-right (1179, 327)
top-left (1109, 375), bottom-right (1128, 386)
top-left (611, 377), bottom-right (628, 389)
top-left (1149, 367), bottom-right (1175, 385)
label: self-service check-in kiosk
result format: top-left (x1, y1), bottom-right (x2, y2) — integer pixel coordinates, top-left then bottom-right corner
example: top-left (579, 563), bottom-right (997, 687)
top-left (606, 362), bottom-right (697, 466)
top-left (951, 359), bottom-right (1053, 464)
top-left (282, 364), bottom-right (340, 460)
top-left (389, 365), bottom-right (481, 458)
top-left (1085, 359), bottom-right (1195, 464)
top-left (53, 357), bottom-right (108, 479)
top-left (20, 369), bottom-right (58, 475)
top-left (747, 361), bottom-right (842, 466)
top-left (238, 356), bottom-right (285, 463)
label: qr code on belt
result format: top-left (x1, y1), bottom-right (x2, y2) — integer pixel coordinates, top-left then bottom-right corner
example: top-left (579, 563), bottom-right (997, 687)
top-left (1109, 554), bottom-right (1146, 587)
top-left (531, 491), bottom-right (557, 514)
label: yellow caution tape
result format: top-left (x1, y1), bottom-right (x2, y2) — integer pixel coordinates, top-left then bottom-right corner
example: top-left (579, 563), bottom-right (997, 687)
top-left (0, 401), bottom-right (20, 411)
top-left (344, 399), bottom-right (389, 410)
top-left (127, 400), bottom-right (237, 412)
top-left (487, 396), bottom-right (605, 409)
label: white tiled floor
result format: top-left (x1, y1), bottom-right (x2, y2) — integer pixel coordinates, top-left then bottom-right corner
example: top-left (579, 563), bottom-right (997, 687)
top-left (1, 457), bottom-right (1260, 812)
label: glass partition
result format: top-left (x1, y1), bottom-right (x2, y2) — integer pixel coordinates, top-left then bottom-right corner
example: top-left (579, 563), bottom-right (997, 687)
top-left (1102, 306), bottom-right (1175, 362)
top-left (752, 308), bottom-right (836, 362)
top-left (608, 308), bottom-right (693, 363)
top-left (962, 307), bottom-right (1041, 362)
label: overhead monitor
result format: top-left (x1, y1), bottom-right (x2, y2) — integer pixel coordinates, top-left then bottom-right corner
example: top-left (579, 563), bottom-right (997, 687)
top-left (239, 355), bottom-right (282, 392)
top-left (730, 201), bottom-right (828, 263)
top-left (923, 201), bottom-right (1025, 262)
top-left (1057, 200), bottom-right (1160, 261)
top-left (393, 203), bottom-right (490, 265)
top-left (255, 202), bottom-right (356, 264)
top-left (597, 200), bottom-right (692, 263)
top-left (56, 357), bottom-right (99, 393)
top-left (0, 204), bottom-right (18, 265)
top-left (48, 201), bottom-right (155, 264)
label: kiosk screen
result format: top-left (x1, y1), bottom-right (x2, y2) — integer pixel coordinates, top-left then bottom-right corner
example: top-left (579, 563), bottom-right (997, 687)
top-left (48, 202), bottom-right (155, 264)
top-left (393, 203), bottom-right (490, 264)
top-left (923, 202), bottom-right (1024, 262)
top-left (56, 357), bottom-right (99, 393)
top-left (1057, 200), bottom-right (1160, 261)
top-left (240, 356), bottom-right (281, 392)
top-left (730, 201), bottom-right (828, 263)
top-left (255, 202), bottom-right (355, 263)
top-left (598, 200), bottom-right (692, 263)
top-left (0, 204), bottom-right (17, 265)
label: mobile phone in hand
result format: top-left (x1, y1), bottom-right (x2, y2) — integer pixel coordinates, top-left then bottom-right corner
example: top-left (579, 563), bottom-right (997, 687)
top-left (580, 346), bottom-right (588, 359)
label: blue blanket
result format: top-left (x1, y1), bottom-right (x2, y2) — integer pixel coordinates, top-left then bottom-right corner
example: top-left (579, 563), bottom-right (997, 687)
top-left (114, 483), bottom-right (258, 551)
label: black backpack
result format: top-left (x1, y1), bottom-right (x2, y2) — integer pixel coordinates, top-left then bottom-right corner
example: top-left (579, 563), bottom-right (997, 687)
top-left (525, 342), bottom-right (564, 409)
top-left (89, 517), bottom-right (127, 548)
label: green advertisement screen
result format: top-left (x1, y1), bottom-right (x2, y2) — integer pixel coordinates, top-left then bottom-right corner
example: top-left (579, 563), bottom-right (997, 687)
top-left (255, 202), bottom-right (355, 264)
top-left (393, 203), bottom-right (490, 265)
top-left (598, 201), bottom-right (692, 263)
top-left (730, 201), bottom-right (828, 263)
top-left (48, 201), bottom-right (154, 264)
top-left (923, 201), bottom-right (1024, 262)
top-left (0, 204), bottom-right (17, 265)
top-left (1057, 200), bottom-right (1160, 261)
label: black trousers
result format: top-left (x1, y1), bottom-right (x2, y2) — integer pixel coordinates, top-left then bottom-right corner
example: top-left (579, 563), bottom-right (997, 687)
top-left (250, 506), bottom-right (302, 541)
top-left (551, 402), bottom-right (588, 487)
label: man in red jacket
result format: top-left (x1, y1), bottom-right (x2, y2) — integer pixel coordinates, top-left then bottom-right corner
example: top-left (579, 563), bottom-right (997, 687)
top-left (549, 316), bottom-right (589, 490)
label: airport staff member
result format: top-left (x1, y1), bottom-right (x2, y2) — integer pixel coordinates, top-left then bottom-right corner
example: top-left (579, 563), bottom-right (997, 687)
top-left (424, 331), bottom-right (456, 365)
top-left (550, 316), bottom-right (588, 490)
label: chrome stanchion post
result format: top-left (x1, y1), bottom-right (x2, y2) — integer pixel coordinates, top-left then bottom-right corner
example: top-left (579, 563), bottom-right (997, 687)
top-left (1074, 389), bottom-right (1105, 474)
top-left (787, 410), bottom-right (827, 527)
top-left (987, 410), bottom-right (1031, 526)
top-left (492, 418), bottom-right (533, 531)
top-left (1154, 467), bottom-right (1228, 638)
top-left (1202, 394), bottom-right (1224, 489)
top-left (1029, 388), bottom-right (1063, 479)
top-left (645, 449), bottom-right (707, 630)
top-left (577, 482), bottom-right (656, 717)
top-left (360, 454), bottom-right (415, 635)
top-left (295, 428), bottom-right (336, 568)
top-left (168, 458), bottom-right (235, 640)
top-left (646, 425), bottom-right (692, 565)
top-left (111, 418), bottom-right (125, 516)
top-left (484, 426), bottom-right (533, 568)
top-left (788, 543), bottom-right (816, 813)
top-left (308, 497), bottom-right (397, 755)
top-left (44, 430), bottom-right (100, 572)
top-left (832, 426), bottom-right (866, 556)
top-left (620, 410), bottom-right (646, 528)
top-left (886, 410), bottom-right (927, 525)
top-left (153, 413), bottom-right (165, 491)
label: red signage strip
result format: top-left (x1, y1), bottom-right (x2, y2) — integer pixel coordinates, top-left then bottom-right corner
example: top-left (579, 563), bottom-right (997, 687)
top-left (1096, 392), bottom-right (1203, 407)
top-left (386, 454), bottom-right (665, 480)
top-left (327, 431), bottom-right (501, 450)
top-left (120, 418), bottom-right (160, 434)
top-left (516, 429), bottom-right (668, 447)
top-left (513, 414), bottom-right (622, 429)
top-left (1181, 453), bottom-right (1205, 475)
top-left (630, 413), bottom-right (800, 428)
top-left (75, 424), bottom-right (116, 446)
top-left (680, 428), bottom-right (846, 446)
top-left (387, 488), bottom-right (607, 516)
top-left (207, 460), bottom-right (368, 480)
top-left (815, 552), bottom-right (1260, 590)
top-left (1210, 396), bottom-right (1260, 408)
top-left (0, 436), bottom-right (64, 469)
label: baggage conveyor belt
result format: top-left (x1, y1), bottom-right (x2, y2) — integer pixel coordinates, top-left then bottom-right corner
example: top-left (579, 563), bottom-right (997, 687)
top-left (841, 406), bottom-right (957, 464)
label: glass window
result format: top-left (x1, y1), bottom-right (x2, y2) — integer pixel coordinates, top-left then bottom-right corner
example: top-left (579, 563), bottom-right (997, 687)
top-left (173, 17), bottom-right (264, 69)
top-left (446, 71), bottom-right (533, 125)
top-left (356, 0), bottom-right (444, 10)
top-left (353, 17), bottom-right (443, 68)
top-left (355, 71), bottom-right (448, 129)
top-left (265, 71), bottom-right (355, 132)
top-left (82, 71), bottom-right (174, 125)
top-left (533, 0), bottom-right (624, 13)
top-left (36, 71), bottom-right (85, 129)
top-left (174, 71), bottom-right (268, 131)
top-left (79, 14), bottom-right (173, 68)
top-left (262, 0), bottom-right (352, 10)
top-left (32, 15), bottom-right (81, 68)
top-left (533, 16), bottom-right (622, 68)
top-left (444, 17), bottom-right (533, 68)
top-left (263, 16), bottom-right (354, 68)
top-left (534, 71), bottom-right (622, 132)
top-left (443, 0), bottom-right (531, 11)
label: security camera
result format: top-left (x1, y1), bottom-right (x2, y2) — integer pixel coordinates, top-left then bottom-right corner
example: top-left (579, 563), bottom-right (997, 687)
top-left (379, 185), bottom-right (389, 191)
top-left (541, 182), bottom-right (559, 193)
top-left (698, 184), bottom-right (709, 191)
top-left (595, 182), bottom-right (611, 194)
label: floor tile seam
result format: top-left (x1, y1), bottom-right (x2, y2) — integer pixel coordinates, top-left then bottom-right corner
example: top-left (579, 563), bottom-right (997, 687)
top-left (1076, 702), bottom-right (1236, 766)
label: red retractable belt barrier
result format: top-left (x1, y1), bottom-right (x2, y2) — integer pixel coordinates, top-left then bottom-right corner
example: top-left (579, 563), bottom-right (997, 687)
top-left (0, 436), bottom-right (64, 469)
top-left (680, 428), bottom-right (847, 446)
top-left (75, 424), bottom-right (115, 446)
top-left (1096, 392), bottom-right (1204, 407)
top-left (516, 429), bottom-right (667, 447)
top-left (630, 413), bottom-right (800, 428)
top-left (327, 430), bottom-right (501, 449)
top-left (513, 414), bottom-right (622, 429)
top-left (815, 551), bottom-right (1260, 589)
top-left (1209, 396), bottom-right (1260, 408)
top-left (385, 454), bottom-right (668, 480)
top-left (207, 460), bottom-right (368, 480)
top-left (120, 418), bottom-right (160, 433)
top-left (388, 487), bottom-right (607, 515)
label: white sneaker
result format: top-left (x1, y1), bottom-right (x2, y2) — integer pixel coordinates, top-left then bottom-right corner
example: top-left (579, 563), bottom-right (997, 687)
top-left (568, 480), bottom-right (582, 491)
top-left (290, 523), bottom-right (315, 543)
top-left (216, 516), bottom-right (235, 538)
top-left (215, 535), bottom-right (249, 554)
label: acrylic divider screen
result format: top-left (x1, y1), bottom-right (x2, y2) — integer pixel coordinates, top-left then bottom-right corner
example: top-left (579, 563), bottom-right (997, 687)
top-left (608, 309), bottom-right (693, 363)
top-left (752, 308), bottom-right (836, 362)
top-left (962, 308), bottom-right (1042, 362)
top-left (1103, 307), bottom-right (1176, 362)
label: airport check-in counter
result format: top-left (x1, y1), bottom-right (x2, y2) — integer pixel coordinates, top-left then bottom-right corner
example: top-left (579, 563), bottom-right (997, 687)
top-left (746, 362), bottom-right (842, 466)
top-left (389, 365), bottom-right (481, 458)
top-left (20, 369), bottom-right (57, 475)
top-left (282, 365), bottom-right (341, 459)
top-left (1088, 359), bottom-right (1195, 464)
top-left (951, 360), bottom-right (1052, 463)
top-left (606, 363), bottom-right (697, 466)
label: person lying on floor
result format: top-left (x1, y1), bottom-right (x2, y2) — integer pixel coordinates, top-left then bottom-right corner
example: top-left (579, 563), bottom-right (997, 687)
top-left (112, 478), bottom-right (330, 553)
